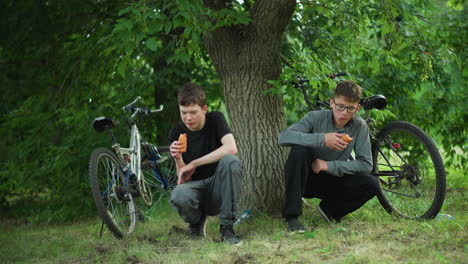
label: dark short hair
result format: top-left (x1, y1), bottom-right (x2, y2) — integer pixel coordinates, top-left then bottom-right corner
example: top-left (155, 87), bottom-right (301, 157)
top-left (334, 81), bottom-right (362, 102)
top-left (178, 82), bottom-right (206, 107)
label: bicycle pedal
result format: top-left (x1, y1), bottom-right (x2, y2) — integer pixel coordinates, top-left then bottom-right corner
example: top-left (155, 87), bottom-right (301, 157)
top-left (141, 160), bottom-right (156, 169)
top-left (129, 184), bottom-right (140, 197)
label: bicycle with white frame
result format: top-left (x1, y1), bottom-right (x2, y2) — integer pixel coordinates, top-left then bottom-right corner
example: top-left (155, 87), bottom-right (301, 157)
top-left (88, 96), bottom-right (177, 238)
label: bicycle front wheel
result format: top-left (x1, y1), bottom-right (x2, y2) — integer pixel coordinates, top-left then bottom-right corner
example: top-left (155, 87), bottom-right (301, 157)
top-left (372, 121), bottom-right (446, 219)
top-left (89, 147), bottom-right (138, 238)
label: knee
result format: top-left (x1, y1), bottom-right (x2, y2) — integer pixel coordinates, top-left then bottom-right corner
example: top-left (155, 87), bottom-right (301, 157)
top-left (363, 175), bottom-right (380, 196)
top-left (286, 145), bottom-right (314, 167)
top-left (219, 155), bottom-right (242, 173)
top-left (291, 145), bottom-right (310, 154)
top-left (170, 185), bottom-right (193, 206)
top-left (289, 145), bottom-right (313, 159)
top-left (170, 185), bottom-right (201, 224)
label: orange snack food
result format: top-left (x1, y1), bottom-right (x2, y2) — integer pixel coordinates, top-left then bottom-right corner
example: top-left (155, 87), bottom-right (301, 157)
top-left (341, 134), bottom-right (353, 143)
top-left (178, 133), bottom-right (187, 153)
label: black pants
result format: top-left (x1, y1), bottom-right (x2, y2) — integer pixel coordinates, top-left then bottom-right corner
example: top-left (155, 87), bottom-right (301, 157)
top-left (283, 145), bottom-right (379, 220)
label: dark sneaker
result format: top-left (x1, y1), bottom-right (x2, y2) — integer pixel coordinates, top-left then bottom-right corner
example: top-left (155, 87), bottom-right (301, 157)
top-left (286, 217), bottom-right (305, 233)
top-left (220, 225), bottom-right (242, 245)
top-left (317, 204), bottom-right (341, 223)
top-left (188, 214), bottom-right (207, 238)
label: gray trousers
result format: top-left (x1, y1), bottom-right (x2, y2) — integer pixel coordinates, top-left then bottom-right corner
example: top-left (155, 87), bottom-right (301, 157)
top-left (170, 155), bottom-right (243, 226)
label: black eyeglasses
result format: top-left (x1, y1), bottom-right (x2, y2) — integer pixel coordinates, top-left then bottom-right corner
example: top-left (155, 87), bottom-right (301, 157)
top-left (333, 100), bottom-right (358, 113)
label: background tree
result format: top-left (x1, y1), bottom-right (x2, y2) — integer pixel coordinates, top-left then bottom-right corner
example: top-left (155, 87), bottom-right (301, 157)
top-left (202, 0), bottom-right (296, 211)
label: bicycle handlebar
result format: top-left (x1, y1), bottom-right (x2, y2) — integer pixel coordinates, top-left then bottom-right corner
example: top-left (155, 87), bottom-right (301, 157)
top-left (128, 105), bottom-right (164, 121)
top-left (123, 97), bottom-right (163, 114)
top-left (290, 72), bottom-right (347, 111)
top-left (123, 96), bottom-right (142, 112)
top-left (150, 105), bottom-right (164, 113)
top-left (327, 72), bottom-right (347, 78)
top-left (122, 96), bottom-right (164, 123)
top-left (292, 72), bottom-right (348, 87)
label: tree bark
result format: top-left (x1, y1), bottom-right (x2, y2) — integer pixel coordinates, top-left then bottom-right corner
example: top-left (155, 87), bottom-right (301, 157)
top-left (204, 0), bottom-right (296, 213)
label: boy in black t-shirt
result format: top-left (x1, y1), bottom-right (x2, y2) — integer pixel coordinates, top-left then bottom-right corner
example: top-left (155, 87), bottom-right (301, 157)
top-left (169, 83), bottom-right (243, 245)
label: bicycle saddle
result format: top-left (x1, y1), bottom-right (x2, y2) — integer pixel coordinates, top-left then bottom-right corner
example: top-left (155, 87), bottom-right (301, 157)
top-left (360, 95), bottom-right (387, 110)
top-left (92, 117), bottom-right (118, 132)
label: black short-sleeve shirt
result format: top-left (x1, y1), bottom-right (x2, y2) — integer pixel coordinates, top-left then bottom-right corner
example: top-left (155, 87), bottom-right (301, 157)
top-left (168, 111), bottom-right (232, 181)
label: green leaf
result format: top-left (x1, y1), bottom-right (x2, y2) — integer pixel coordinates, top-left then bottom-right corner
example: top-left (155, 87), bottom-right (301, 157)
top-left (117, 61), bottom-right (126, 78)
top-left (183, 26), bottom-right (192, 37)
top-left (164, 22), bottom-right (172, 33)
top-left (303, 230), bottom-right (318, 238)
top-left (148, 20), bottom-right (164, 34)
top-left (118, 7), bottom-right (132, 17)
top-left (68, 33), bottom-right (81, 40)
top-left (179, 52), bottom-right (190, 63)
top-left (113, 18), bottom-right (134, 33)
top-left (173, 15), bottom-right (184, 28)
top-left (146, 38), bottom-right (158, 51)
top-left (97, 36), bottom-right (108, 44)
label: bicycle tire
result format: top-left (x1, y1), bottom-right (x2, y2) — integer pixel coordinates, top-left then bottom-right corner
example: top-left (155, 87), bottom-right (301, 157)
top-left (138, 146), bottom-right (177, 221)
top-left (372, 121), bottom-right (446, 219)
top-left (89, 147), bottom-right (138, 238)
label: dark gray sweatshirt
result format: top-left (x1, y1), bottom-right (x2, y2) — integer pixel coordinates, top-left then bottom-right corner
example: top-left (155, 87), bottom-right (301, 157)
top-left (278, 110), bottom-right (372, 177)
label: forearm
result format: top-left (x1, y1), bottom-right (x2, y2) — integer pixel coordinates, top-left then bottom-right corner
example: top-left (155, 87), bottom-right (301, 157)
top-left (190, 144), bottom-right (236, 167)
top-left (278, 129), bottom-right (325, 148)
top-left (278, 111), bottom-right (325, 148)
top-left (174, 158), bottom-right (186, 175)
top-left (327, 158), bottom-right (372, 177)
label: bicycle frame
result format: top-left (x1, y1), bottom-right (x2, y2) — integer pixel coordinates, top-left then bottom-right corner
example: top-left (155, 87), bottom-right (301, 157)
top-left (119, 124), bottom-right (143, 182)
top-left (89, 97), bottom-right (180, 238)
top-left (109, 116), bottom-right (171, 192)
top-left (106, 99), bottom-right (164, 183)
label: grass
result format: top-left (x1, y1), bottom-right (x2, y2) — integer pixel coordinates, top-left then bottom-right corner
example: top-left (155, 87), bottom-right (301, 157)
top-left (1, 169), bottom-right (466, 264)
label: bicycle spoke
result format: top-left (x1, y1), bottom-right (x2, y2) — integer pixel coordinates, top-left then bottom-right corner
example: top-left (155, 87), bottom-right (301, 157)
top-left (137, 151), bottom-right (177, 219)
top-left (89, 148), bottom-right (138, 238)
top-left (381, 188), bottom-right (420, 198)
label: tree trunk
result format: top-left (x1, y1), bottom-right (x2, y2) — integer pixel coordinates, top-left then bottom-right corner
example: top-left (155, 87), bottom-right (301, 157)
top-left (204, 0), bottom-right (296, 213)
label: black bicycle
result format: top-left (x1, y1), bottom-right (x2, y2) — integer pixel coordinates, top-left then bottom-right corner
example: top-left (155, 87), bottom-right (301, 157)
top-left (89, 97), bottom-right (177, 238)
top-left (291, 73), bottom-right (446, 219)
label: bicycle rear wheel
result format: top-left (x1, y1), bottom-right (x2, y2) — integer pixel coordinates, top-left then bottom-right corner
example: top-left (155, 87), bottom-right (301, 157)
top-left (89, 147), bottom-right (138, 238)
top-left (139, 145), bottom-right (177, 220)
top-left (372, 121), bottom-right (446, 219)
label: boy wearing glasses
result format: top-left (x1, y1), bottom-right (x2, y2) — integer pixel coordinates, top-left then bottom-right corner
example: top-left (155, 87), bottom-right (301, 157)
top-left (278, 80), bottom-right (379, 232)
